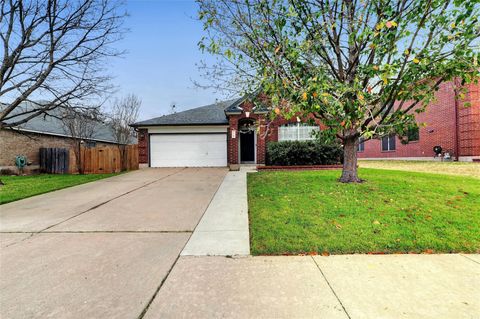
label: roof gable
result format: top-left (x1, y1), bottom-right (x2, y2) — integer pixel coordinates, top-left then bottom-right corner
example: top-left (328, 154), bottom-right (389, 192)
top-left (131, 98), bottom-right (242, 127)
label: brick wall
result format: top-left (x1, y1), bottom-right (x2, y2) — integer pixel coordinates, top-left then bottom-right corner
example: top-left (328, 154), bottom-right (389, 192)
top-left (0, 129), bottom-right (113, 168)
top-left (227, 101), bottom-right (268, 164)
top-left (0, 129), bottom-right (74, 166)
top-left (358, 81), bottom-right (480, 159)
top-left (137, 128), bottom-right (149, 164)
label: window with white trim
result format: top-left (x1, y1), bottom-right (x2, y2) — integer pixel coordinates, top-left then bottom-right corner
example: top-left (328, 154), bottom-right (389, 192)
top-left (278, 123), bottom-right (319, 141)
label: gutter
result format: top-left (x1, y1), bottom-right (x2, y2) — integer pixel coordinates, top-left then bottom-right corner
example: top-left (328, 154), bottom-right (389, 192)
top-left (5, 127), bottom-right (124, 145)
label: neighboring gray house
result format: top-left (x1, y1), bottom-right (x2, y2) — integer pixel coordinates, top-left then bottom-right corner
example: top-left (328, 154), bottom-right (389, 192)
top-left (0, 103), bottom-right (130, 171)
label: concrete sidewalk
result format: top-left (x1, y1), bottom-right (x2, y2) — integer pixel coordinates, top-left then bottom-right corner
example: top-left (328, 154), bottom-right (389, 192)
top-left (181, 167), bottom-right (253, 256)
top-left (144, 254), bottom-right (480, 319)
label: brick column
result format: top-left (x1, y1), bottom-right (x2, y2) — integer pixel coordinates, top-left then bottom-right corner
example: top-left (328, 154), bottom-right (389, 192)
top-left (228, 117), bottom-right (239, 165)
top-left (256, 115), bottom-right (266, 164)
top-left (137, 128), bottom-right (149, 164)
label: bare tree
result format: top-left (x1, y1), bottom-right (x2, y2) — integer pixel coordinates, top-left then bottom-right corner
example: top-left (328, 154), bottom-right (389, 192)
top-left (61, 108), bottom-right (103, 174)
top-left (109, 94), bottom-right (140, 171)
top-left (0, 0), bottom-right (126, 128)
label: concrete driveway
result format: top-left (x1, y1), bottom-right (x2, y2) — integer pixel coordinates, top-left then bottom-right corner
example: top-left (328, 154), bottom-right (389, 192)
top-left (0, 168), bottom-right (227, 318)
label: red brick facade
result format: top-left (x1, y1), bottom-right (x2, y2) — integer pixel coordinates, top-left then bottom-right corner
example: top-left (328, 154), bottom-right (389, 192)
top-left (227, 100), bottom-right (267, 165)
top-left (137, 128), bottom-right (149, 164)
top-left (358, 82), bottom-right (480, 161)
top-left (137, 81), bottom-right (479, 166)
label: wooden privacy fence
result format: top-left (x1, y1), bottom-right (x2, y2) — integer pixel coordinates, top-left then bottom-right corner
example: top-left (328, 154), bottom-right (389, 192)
top-left (40, 145), bottom-right (138, 174)
top-left (40, 148), bottom-right (70, 174)
top-left (80, 144), bottom-right (138, 174)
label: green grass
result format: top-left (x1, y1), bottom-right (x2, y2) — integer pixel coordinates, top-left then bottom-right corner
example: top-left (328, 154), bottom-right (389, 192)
top-left (0, 173), bottom-right (118, 205)
top-left (248, 168), bottom-right (480, 255)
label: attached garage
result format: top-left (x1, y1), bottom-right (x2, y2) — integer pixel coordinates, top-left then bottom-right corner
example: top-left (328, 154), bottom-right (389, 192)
top-left (149, 133), bottom-right (227, 167)
top-left (130, 98), bottom-right (268, 168)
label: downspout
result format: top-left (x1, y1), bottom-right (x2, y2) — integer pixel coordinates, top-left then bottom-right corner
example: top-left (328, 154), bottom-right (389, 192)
top-left (453, 78), bottom-right (460, 161)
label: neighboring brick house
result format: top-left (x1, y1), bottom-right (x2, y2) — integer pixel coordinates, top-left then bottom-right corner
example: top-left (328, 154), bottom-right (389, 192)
top-left (357, 81), bottom-right (480, 162)
top-left (131, 81), bottom-right (479, 168)
top-left (0, 105), bottom-right (124, 172)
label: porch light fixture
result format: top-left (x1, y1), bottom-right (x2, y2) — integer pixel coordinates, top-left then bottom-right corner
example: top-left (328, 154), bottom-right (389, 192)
top-left (245, 111), bottom-right (250, 118)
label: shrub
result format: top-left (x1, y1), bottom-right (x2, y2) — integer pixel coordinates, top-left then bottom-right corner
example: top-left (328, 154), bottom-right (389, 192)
top-left (266, 140), bottom-right (343, 166)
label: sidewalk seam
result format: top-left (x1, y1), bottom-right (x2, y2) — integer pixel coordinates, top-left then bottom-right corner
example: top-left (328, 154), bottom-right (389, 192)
top-left (460, 254), bottom-right (480, 265)
top-left (311, 256), bottom-right (352, 319)
top-left (137, 168), bottom-right (228, 319)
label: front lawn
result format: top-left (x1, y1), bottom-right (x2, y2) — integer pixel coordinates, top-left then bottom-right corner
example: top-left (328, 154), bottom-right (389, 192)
top-left (0, 173), bottom-right (118, 205)
top-left (248, 168), bottom-right (480, 255)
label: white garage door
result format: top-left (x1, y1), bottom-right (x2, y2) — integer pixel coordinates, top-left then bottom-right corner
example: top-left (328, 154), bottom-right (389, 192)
top-left (150, 134), bottom-right (227, 167)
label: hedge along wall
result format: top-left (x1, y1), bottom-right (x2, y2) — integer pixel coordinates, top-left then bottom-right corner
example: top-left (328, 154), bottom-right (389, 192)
top-left (266, 141), bottom-right (343, 166)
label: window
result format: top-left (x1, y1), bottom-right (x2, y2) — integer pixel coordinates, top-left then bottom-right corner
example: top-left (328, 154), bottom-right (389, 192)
top-left (357, 137), bottom-right (365, 152)
top-left (278, 123), bottom-right (319, 141)
top-left (407, 126), bottom-right (419, 142)
top-left (381, 134), bottom-right (396, 151)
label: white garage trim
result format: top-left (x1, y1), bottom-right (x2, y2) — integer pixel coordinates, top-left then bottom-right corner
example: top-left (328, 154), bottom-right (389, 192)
top-left (143, 125), bottom-right (227, 134)
top-left (149, 132), bottom-right (227, 167)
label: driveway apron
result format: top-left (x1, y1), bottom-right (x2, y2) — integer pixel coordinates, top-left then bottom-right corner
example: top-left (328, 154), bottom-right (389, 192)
top-left (0, 167), bottom-right (227, 319)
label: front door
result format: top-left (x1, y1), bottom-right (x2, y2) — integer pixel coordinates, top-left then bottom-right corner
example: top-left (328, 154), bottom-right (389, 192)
top-left (240, 131), bottom-right (255, 162)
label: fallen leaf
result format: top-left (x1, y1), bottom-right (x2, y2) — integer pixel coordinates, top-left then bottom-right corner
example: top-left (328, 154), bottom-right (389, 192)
top-left (373, 220), bottom-right (381, 225)
top-left (321, 251), bottom-right (330, 256)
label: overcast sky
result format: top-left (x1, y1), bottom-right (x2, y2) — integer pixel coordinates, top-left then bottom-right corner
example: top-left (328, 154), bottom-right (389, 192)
top-left (111, 0), bottom-right (226, 120)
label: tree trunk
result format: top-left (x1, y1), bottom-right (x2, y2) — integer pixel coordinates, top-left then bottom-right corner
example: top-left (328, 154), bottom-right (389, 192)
top-left (118, 144), bottom-right (127, 171)
top-left (339, 136), bottom-right (362, 183)
top-left (74, 141), bottom-right (84, 175)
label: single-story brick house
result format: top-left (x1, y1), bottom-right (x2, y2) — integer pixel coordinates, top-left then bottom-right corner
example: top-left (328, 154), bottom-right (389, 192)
top-left (0, 104), bottom-right (125, 173)
top-left (131, 81), bottom-right (479, 168)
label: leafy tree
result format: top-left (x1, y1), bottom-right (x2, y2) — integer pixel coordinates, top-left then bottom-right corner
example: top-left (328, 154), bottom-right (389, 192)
top-left (198, 0), bottom-right (480, 182)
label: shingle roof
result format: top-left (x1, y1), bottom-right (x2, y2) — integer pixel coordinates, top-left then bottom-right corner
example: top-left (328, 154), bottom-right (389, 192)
top-left (131, 98), bottom-right (243, 127)
top-left (1, 102), bottom-right (130, 144)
